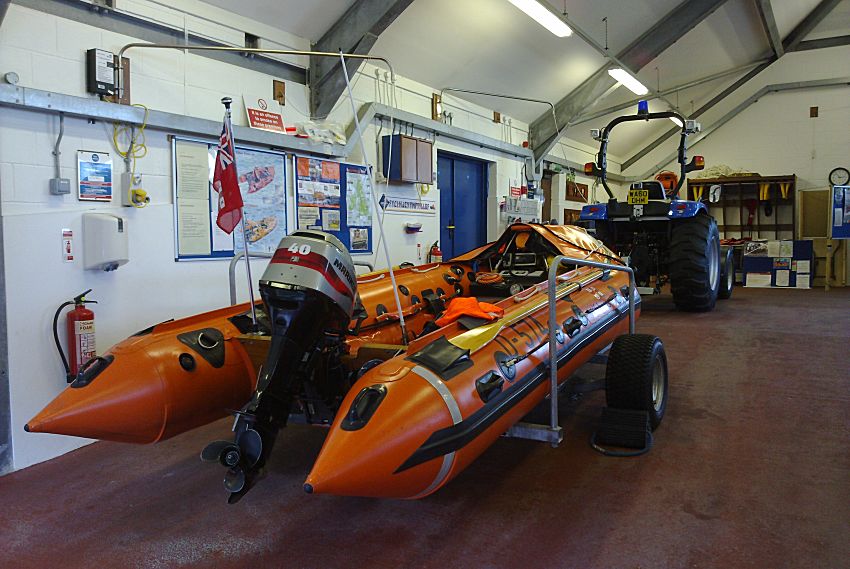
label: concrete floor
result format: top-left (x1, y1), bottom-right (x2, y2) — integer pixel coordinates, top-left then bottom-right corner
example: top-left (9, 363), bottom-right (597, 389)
top-left (1, 287), bottom-right (848, 569)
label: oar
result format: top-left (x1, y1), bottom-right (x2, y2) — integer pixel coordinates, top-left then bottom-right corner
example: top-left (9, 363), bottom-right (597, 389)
top-left (449, 269), bottom-right (605, 353)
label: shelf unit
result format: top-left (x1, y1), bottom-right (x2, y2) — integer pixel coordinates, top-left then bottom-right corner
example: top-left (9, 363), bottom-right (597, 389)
top-left (686, 175), bottom-right (796, 240)
top-left (687, 175), bottom-right (796, 283)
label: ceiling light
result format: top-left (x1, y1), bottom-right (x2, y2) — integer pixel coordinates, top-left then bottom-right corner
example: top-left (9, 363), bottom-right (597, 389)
top-left (608, 68), bottom-right (648, 96)
top-left (507, 0), bottom-right (572, 37)
top-left (670, 116), bottom-right (683, 127)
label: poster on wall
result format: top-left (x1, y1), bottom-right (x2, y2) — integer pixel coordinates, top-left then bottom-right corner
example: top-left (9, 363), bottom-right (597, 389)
top-left (172, 138), bottom-right (287, 260)
top-left (229, 147), bottom-right (288, 255)
top-left (295, 156), bottom-right (372, 253)
top-left (832, 185), bottom-right (850, 239)
top-left (566, 182), bottom-right (588, 203)
top-left (77, 151), bottom-right (113, 201)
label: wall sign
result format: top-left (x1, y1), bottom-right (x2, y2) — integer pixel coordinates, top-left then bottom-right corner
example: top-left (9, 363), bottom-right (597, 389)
top-left (378, 194), bottom-right (436, 215)
top-left (243, 95), bottom-right (285, 134)
top-left (78, 151), bottom-right (113, 201)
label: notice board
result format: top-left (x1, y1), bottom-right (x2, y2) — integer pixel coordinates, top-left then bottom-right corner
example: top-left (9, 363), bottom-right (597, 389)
top-left (294, 156), bottom-right (373, 254)
top-left (172, 138), bottom-right (288, 260)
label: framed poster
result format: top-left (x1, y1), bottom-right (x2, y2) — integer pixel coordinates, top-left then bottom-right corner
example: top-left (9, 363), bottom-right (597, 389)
top-left (831, 185), bottom-right (850, 239)
top-left (566, 181), bottom-right (588, 203)
top-left (295, 156), bottom-right (373, 253)
top-left (78, 151), bottom-right (113, 201)
top-left (172, 137), bottom-right (287, 260)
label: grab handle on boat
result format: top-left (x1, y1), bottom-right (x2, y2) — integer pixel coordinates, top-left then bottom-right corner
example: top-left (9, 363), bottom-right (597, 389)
top-left (229, 250), bottom-right (274, 306)
top-left (545, 256), bottom-right (635, 448)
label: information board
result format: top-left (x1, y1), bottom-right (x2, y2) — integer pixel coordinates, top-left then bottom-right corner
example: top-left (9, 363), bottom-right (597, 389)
top-left (172, 138), bottom-right (287, 260)
top-left (831, 185), bottom-right (850, 239)
top-left (294, 156), bottom-right (373, 254)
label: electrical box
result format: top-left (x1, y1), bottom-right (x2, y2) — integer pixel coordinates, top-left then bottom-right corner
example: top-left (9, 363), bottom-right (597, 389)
top-left (120, 172), bottom-right (149, 207)
top-left (83, 213), bottom-right (128, 271)
top-left (86, 48), bottom-right (116, 97)
top-left (382, 134), bottom-right (433, 183)
top-left (49, 178), bottom-right (71, 195)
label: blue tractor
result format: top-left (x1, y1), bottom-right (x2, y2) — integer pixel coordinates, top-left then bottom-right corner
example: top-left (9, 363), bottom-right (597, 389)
top-left (579, 102), bottom-right (733, 311)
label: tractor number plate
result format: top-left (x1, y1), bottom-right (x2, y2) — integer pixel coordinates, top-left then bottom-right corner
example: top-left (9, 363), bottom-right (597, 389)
top-left (627, 189), bottom-right (649, 205)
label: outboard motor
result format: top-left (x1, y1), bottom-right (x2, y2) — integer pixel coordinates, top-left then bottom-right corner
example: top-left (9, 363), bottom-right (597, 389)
top-left (202, 230), bottom-right (357, 503)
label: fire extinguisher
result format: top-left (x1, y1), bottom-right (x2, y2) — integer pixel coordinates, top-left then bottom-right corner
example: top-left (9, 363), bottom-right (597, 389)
top-left (428, 241), bottom-right (442, 263)
top-left (53, 289), bottom-right (97, 382)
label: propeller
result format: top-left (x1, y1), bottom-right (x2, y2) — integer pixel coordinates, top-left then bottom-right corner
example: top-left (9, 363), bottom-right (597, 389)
top-left (201, 424), bottom-right (264, 496)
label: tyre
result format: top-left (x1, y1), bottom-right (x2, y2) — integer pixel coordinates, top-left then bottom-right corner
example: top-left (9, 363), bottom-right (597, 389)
top-left (668, 213), bottom-right (720, 311)
top-left (605, 334), bottom-right (668, 430)
top-left (718, 247), bottom-right (734, 300)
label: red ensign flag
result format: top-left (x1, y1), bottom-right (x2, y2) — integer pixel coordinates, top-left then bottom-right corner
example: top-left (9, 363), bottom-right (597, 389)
top-left (212, 113), bottom-right (243, 234)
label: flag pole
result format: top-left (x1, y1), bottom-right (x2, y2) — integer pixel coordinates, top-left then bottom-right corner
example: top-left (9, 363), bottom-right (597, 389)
top-left (221, 97), bottom-right (259, 332)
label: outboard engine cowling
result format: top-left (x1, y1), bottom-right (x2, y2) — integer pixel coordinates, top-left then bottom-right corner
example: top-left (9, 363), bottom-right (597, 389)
top-left (202, 230), bottom-right (358, 503)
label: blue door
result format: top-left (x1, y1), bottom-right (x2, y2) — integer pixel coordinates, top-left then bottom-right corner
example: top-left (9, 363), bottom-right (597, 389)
top-left (437, 152), bottom-right (487, 259)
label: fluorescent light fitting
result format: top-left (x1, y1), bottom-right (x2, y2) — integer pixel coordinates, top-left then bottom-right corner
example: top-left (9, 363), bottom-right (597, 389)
top-left (507, 0), bottom-right (572, 37)
top-left (608, 68), bottom-right (649, 96)
top-left (670, 116), bottom-right (683, 127)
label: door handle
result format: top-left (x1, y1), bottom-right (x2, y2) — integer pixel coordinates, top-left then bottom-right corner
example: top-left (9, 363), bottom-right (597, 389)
top-left (445, 225), bottom-right (456, 230)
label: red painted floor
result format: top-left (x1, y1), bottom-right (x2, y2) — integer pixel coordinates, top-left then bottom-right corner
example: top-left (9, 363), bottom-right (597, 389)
top-left (1, 287), bottom-right (848, 569)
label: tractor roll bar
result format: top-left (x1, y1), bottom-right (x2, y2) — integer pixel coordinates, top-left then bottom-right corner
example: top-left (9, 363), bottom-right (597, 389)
top-left (592, 110), bottom-right (699, 200)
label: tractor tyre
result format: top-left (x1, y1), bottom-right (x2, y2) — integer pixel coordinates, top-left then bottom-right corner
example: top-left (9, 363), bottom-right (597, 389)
top-left (605, 334), bottom-right (668, 430)
top-left (718, 247), bottom-right (734, 300)
top-left (669, 214), bottom-right (720, 311)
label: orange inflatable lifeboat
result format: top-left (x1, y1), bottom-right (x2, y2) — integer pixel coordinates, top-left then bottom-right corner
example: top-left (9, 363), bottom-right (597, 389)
top-left (27, 224), bottom-right (650, 501)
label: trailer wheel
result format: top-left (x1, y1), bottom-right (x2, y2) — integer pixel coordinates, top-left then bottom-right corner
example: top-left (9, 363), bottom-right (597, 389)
top-left (718, 247), bottom-right (734, 300)
top-left (605, 334), bottom-right (668, 430)
top-left (669, 214), bottom-right (720, 311)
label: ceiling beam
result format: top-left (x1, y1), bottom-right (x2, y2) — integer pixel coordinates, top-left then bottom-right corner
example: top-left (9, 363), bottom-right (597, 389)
top-left (794, 34), bottom-right (850, 51)
top-left (782, 0), bottom-right (844, 52)
top-left (572, 61), bottom-right (767, 127)
top-left (309, 0), bottom-right (412, 119)
top-left (755, 0), bottom-right (784, 57)
top-left (529, 0), bottom-right (730, 161)
top-left (0, 0), bottom-right (10, 27)
top-left (621, 0), bottom-right (843, 172)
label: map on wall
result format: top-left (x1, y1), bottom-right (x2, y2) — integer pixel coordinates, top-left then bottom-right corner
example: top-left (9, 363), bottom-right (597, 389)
top-left (346, 169), bottom-right (372, 227)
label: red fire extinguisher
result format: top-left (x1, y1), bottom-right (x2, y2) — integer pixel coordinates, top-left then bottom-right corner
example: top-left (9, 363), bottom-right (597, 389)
top-left (53, 289), bottom-right (97, 382)
top-left (428, 241), bottom-right (442, 263)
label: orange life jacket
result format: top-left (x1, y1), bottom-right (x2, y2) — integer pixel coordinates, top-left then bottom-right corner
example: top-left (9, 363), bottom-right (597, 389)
top-left (435, 297), bottom-right (504, 327)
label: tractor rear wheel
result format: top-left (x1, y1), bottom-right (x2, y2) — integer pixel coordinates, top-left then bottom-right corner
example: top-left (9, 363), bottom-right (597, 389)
top-left (668, 214), bottom-right (720, 311)
top-left (718, 247), bottom-right (734, 300)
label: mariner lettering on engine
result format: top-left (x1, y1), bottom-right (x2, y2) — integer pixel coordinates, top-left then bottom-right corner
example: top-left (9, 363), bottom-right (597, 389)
top-left (333, 257), bottom-right (355, 289)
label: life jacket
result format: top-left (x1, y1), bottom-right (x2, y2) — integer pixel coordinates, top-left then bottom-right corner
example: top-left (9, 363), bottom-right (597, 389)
top-left (435, 297), bottom-right (504, 327)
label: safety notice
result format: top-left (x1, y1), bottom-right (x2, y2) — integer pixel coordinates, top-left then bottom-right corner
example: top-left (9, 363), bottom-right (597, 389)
top-left (78, 151), bottom-right (113, 201)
